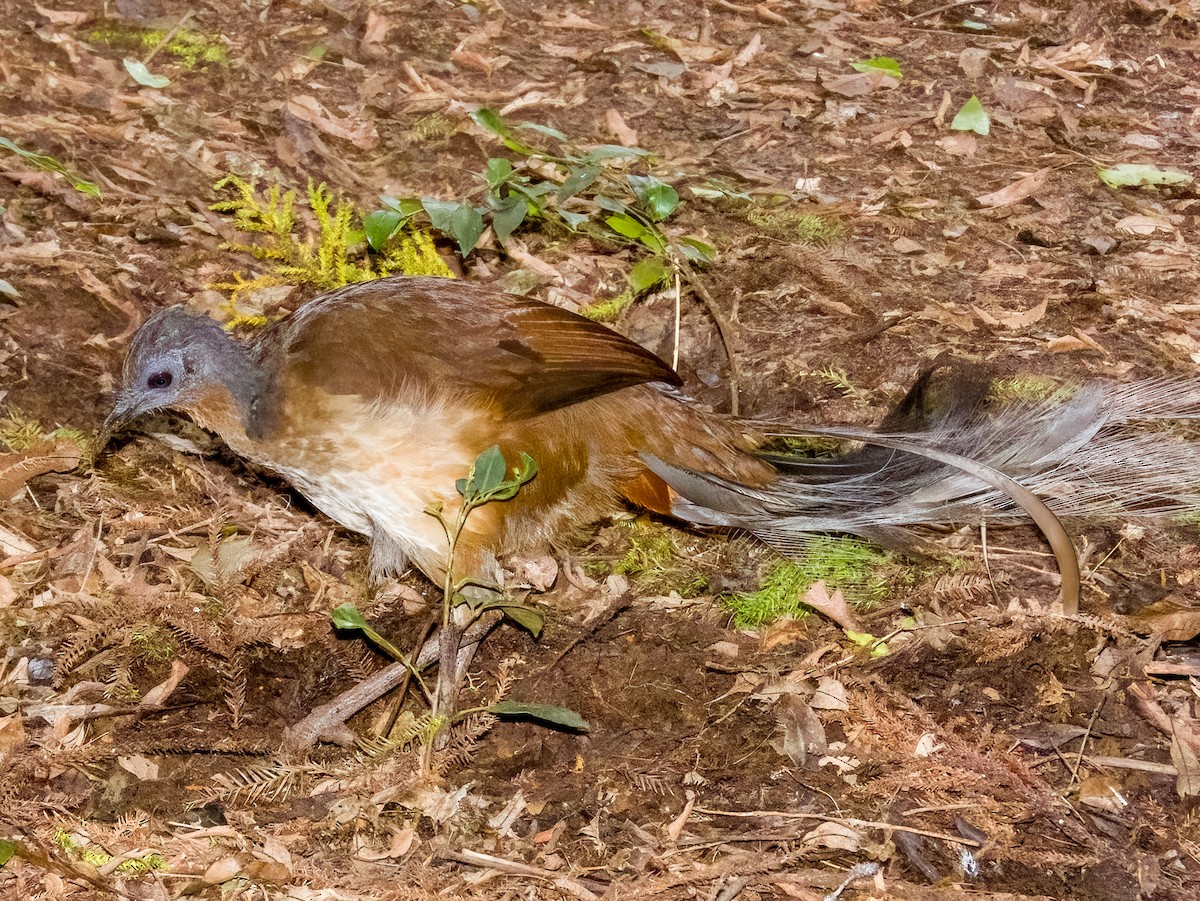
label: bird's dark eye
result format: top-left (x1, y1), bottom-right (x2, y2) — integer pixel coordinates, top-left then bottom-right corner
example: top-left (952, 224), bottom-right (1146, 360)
top-left (146, 371), bottom-right (173, 390)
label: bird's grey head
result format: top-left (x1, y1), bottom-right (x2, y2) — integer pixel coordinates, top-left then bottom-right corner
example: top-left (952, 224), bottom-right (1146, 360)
top-left (100, 306), bottom-right (251, 446)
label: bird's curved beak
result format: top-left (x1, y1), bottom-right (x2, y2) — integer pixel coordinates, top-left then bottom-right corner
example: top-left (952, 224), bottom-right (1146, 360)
top-left (96, 392), bottom-right (139, 455)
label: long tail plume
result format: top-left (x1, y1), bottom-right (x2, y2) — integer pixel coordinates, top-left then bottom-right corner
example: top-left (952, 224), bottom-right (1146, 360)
top-left (646, 373), bottom-right (1200, 615)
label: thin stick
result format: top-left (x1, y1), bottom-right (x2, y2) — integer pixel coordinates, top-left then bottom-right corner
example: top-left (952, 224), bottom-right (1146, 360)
top-left (980, 518), bottom-right (1002, 605)
top-left (671, 270), bottom-right (681, 371)
top-left (677, 264), bottom-right (742, 414)
top-left (1064, 698), bottom-right (1104, 795)
top-left (283, 612), bottom-right (500, 752)
top-left (909, 0), bottom-right (995, 21)
top-left (693, 807), bottom-right (981, 847)
top-left (142, 11), bottom-right (195, 66)
top-left (440, 848), bottom-right (602, 901)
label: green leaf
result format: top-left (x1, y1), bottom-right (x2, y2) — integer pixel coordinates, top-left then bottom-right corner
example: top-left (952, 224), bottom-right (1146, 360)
top-left (605, 213), bottom-right (648, 240)
top-left (363, 209), bottom-right (404, 251)
top-left (630, 257), bottom-right (669, 293)
top-left (677, 236), bottom-right (717, 263)
top-left (490, 195), bottom-right (527, 243)
top-left (558, 165), bottom-right (601, 202)
top-left (516, 122), bottom-right (569, 142)
top-left (557, 209), bottom-right (590, 230)
top-left (0, 278), bottom-right (19, 299)
top-left (950, 95), bottom-right (990, 135)
top-left (850, 56), bottom-right (903, 78)
top-left (0, 137), bottom-right (100, 198)
top-left (585, 144), bottom-right (652, 161)
top-left (627, 175), bottom-right (679, 221)
top-left (423, 198), bottom-right (485, 256)
top-left (331, 603), bottom-right (369, 631)
top-left (1097, 163), bottom-right (1193, 189)
top-left (690, 180), bottom-right (751, 201)
top-left (489, 700), bottom-right (590, 731)
top-left (960, 19), bottom-right (989, 30)
top-left (593, 195), bottom-right (630, 214)
top-left (469, 108), bottom-right (535, 154)
top-left (465, 445), bottom-right (508, 499)
top-left (489, 602), bottom-right (544, 637)
top-left (123, 58), bottom-right (171, 88)
top-left (485, 157), bottom-right (514, 190)
top-left (380, 195), bottom-right (424, 216)
top-left (636, 228), bottom-right (667, 254)
top-left (0, 839), bottom-right (16, 867)
top-left (515, 452), bottom-right (538, 485)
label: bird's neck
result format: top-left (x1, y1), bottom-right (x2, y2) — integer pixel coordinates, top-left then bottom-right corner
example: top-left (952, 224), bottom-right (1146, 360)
top-left (186, 335), bottom-right (273, 445)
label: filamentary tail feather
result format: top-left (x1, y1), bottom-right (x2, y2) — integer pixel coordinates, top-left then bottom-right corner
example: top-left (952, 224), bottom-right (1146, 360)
top-left (645, 375), bottom-right (1200, 611)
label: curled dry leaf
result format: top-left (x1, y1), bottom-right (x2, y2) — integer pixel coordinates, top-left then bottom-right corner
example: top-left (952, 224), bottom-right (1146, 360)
top-left (203, 856), bottom-right (244, 885)
top-left (801, 820), bottom-right (862, 852)
top-left (286, 95), bottom-right (379, 149)
top-left (975, 168), bottom-right (1051, 208)
top-left (0, 713), bottom-right (26, 755)
top-left (1115, 214), bottom-right (1172, 236)
top-left (0, 438), bottom-right (83, 501)
top-left (605, 108), bottom-right (637, 146)
top-left (773, 693), bottom-right (826, 766)
top-left (1128, 599), bottom-right (1200, 641)
top-left (34, 3), bottom-right (91, 24)
top-left (801, 580), bottom-right (862, 633)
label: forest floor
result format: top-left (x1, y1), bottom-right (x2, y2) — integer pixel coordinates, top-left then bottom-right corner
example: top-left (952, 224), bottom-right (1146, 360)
top-left (2, 0), bottom-right (1200, 899)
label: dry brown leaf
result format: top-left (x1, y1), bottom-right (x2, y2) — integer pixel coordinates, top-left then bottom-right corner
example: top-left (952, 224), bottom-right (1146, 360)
top-left (1171, 733), bottom-right (1200, 797)
top-left (203, 856), bottom-right (244, 885)
top-left (810, 676), bottom-right (849, 711)
top-left (992, 297), bottom-right (1048, 330)
top-left (773, 694), bottom-right (826, 766)
top-left (800, 820), bottom-right (861, 851)
top-left (1046, 335), bottom-right (1095, 353)
top-left (938, 132), bottom-right (977, 156)
top-left (892, 236), bottom-right (924, 254)
top-left (1129, 599), bottom-right (1200, 641)
top-left (975, 168), bottom-right (1051, 208)
top-left (0, 713), bottom-right (25, 755)
top-left (362, 11), bottom-right (391, 45)
top-left (0, 573), bottom-right (16, 608)
top-left (822, 72), bottom-right (898, 98)
top-left (605, 108), bottom-right (637, 146)
top-left (1115, 215), bottom-right (1173, 236)
top-left (543, 12), bottom-right (605, 29)
top-left (286, 95), bottom-right (379, 149)
top-left (801, 580), bottom-right (862, 633)
top-left (34, 4), bottom-right (91, 25)
top-left (117, 754), bottom-right (160, 781)
top-left (958, 48), bottom-right (990, 78)
top-left (451, 49), bottom-right (497, 76)
top-left (0, 438), bottom-right (83, 500)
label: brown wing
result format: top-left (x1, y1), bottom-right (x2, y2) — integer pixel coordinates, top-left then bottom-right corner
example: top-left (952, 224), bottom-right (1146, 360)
top-left (259, 276), bottom-right (681, 418)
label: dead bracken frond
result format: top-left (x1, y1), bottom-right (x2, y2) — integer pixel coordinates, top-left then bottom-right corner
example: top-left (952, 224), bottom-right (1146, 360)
top-left (54, 619), bottom-right (123, 688)
top-left (218, 655), bottom-right (248, 730)
top-left (431, 710), bottom-right (497, 777)
top-left (196, 761), bottom-right (315, 807)
top-left (932, 571), bottom-right (994, 603)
